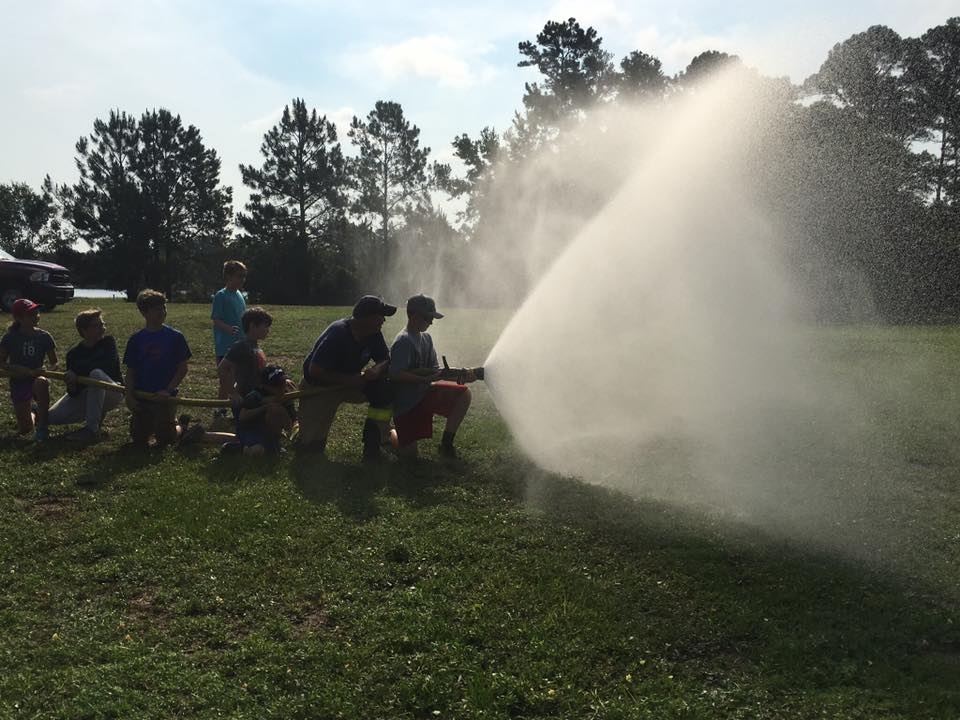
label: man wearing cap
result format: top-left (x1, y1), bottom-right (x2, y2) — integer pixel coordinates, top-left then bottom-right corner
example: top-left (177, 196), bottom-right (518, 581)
top-left (389, 294), bottom-right (475, 458)
top-left (297, 295), bottom-right (396, 459)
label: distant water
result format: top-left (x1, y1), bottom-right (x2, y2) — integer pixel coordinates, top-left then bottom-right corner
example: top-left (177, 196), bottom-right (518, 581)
top-left (74, 289), bottom-right (126, 299)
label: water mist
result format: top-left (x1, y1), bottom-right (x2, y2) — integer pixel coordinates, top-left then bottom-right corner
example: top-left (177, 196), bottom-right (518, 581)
top-left (479, 71), bottom-right (946, 567)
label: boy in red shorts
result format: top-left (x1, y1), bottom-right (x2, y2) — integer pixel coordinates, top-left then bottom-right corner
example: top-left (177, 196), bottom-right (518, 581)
top-left (389, 295), bottom-right (475, 458)
top-left (0, 299), bottom-right (58, 441)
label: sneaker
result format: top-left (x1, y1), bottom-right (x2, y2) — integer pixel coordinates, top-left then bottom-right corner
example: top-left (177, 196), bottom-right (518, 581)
top-left (64, 427), bottom-right (99, 443)
top-left (33, 426), bottom-right (49, 443)
top-left (286, 422), bottom-right (300, 443)
top-left (219, 440), bottom-right (243, 455)
top-left (362, 445), bottom-right (387, 463)
top-left (209, 414), bottom-right (233, 432)
top-left (438, 443), bottom-right (458, 459)
top-left (179, 422), bottom-right (206, 446)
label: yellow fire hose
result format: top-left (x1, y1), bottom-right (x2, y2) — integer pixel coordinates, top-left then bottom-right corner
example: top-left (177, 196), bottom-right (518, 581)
top-left (0, 366), bottom-right (445, 408)
top-left (0, 367), bottom-right (335, 407)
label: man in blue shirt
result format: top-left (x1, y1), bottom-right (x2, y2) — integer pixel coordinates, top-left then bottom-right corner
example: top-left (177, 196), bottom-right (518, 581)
top-left (298, 295), bottom-right (396, 460)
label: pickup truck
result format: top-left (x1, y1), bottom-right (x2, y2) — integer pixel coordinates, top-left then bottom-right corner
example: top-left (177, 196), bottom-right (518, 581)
top-left (0, 248), bottom-right (75, 312)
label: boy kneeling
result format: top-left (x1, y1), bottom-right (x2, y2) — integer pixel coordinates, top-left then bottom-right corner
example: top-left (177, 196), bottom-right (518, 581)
top-left (236, 365), bottom-right (295, 456)
top-left (390, 295), bottom-right (475, 458)
top-left (123, 289), bottom-right (205, 448)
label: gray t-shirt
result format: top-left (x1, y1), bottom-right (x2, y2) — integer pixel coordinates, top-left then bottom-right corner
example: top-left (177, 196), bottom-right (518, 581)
top-left (1, 329), bottom-right (55, 370)
top-left (223, 338), bottom-right (266, 397)
top-left (390, 329), bottom-right (439, 416)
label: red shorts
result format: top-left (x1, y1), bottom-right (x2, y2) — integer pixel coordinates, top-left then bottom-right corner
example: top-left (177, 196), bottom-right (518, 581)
top-left (394, 382), bottom-right (468, 446)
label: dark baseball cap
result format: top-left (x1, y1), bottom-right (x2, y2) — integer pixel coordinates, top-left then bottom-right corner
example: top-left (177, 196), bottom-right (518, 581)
top-left (352, 295), bottom-right (397, 319)
top-left (261, 365), bottom-right (287, 387)
top-left (406, 294), bottom-right (444, 319)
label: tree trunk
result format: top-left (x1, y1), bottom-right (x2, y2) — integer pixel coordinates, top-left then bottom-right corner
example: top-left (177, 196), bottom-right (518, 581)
top-left (937, 124), bottom-right (946, 203)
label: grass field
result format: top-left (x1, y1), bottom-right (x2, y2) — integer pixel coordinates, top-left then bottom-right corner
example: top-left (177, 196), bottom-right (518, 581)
top-left (0, 299), bottom-right (958, 719)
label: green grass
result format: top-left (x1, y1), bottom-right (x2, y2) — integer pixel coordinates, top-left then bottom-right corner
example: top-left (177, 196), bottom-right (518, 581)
top-left (0, 299), bottom-right (958, 718)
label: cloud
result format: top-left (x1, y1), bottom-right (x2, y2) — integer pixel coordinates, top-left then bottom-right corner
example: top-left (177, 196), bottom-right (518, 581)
top-left (23, 81), bottom-right (95, 103)
top-left (631, 25), bottom-right (741, 75)
top-left (0, 0), bottom-right (296, 210)
top-left (362, 35), bottom-right (495, 89)
top-left (542, 0), bottom-right (631, 30)
top-left (318, 106), bottom-right (357, 140)
top-left (241, 107), bottom-right (286, 134)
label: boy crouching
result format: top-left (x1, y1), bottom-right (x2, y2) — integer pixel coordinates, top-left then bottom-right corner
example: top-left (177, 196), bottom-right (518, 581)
top-left (235, 365), bottom-right (295, 456)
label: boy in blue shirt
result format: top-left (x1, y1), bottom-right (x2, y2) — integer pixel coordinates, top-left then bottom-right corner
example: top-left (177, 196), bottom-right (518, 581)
top-left (211, 260), bottom-right (246, 417)
top-left (123, 289), bottom-right (195, 448)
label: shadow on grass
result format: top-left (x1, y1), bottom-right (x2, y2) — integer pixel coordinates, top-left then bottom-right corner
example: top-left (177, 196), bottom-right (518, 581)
top-left (286, 451), bottom-right (472, 520)
top-left (480, 454), bottom-right (960, 712)
top-left (0, 433), bottom-right (89, 460)
top-left (384, 457), bottom-right (462, 508)
top-left (289, 453), bottom-right (387, 521)
top-left (72, 443), bottom-right (168, 487)
top-left (201, 450), bottom-right (287, 487)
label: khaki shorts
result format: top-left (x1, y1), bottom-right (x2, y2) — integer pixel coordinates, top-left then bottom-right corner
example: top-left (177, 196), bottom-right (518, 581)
top-left (296, 380), bottom-right (368, 447)
top-left (129, 400), bottom-right (178, 446)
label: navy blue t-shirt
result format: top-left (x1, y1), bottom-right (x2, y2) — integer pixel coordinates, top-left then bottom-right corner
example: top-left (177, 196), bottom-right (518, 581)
top-left (302, 318), bottom-right (389, 385)
top-left (123, 325), bottom-right (192, 393)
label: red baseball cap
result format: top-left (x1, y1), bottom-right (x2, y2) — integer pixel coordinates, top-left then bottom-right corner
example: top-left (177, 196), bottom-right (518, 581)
top-left (12, 298), bottom-right (40, 318)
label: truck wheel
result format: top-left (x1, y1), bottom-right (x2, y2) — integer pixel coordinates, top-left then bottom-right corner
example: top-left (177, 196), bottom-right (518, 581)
top-left (0, 288), bottom-right (22, 312)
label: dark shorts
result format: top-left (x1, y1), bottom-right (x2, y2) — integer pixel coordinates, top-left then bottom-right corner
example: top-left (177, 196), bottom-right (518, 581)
top-left (9, 378), bottom-right (35, 404)
top-left (394, 382), bottom-right (468, 446)
top-left (236, 422), bottom-right (267, 448)
top-left (129, 400), bottom-right (178, 446)
top-left (232, 403), bottom-right (291, 451)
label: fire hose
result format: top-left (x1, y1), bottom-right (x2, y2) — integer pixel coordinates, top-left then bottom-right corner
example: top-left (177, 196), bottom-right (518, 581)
top-left (0, 357), bottom-right (485, 408)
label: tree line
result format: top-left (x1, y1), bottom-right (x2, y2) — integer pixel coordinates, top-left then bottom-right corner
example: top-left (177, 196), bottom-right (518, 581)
top-left (1, 17), bottom-right (958, 321)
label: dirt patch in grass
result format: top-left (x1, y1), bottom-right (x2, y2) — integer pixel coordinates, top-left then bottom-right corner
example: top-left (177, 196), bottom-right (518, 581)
top-left (292, 605), bottom-right (331, 635)
top-left (21, 494), bottom-right (77, 521)
top-left (127, 588), bottom-right (170, 626)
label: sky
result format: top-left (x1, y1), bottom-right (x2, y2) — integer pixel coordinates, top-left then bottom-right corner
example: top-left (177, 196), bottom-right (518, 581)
top-left (1, 0), bottom-right (955, 212)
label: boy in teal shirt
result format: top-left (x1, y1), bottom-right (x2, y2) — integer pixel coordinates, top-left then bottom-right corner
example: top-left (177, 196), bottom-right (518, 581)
top-left (211, 260), bottom-right (247, 417)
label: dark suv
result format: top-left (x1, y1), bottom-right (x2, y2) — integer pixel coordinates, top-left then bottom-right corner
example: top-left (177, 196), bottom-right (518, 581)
top-left (0, 248), bottom-right (74, 312)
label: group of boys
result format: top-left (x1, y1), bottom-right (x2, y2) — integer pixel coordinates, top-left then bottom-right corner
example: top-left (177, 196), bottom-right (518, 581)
top-left (213, 261), bottom-right (476, 460)
top-left (0, 259), bottom-right (476, 460)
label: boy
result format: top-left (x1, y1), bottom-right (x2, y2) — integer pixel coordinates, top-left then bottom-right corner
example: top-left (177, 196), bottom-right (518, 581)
top-left (211, 260), bottom-right (247, 419)
top-left (123, 289), bottom-right (196, 448)
top-left (48, 308), bottom-right (123, 442)
top-left (235, 365), bottom-right (296, 456)
top-left (217, 306), bottom-right (271, 405)
top-left (389, 295), bottom-right (475, 458)
top-left (0, 298), bottom-right (57, 441)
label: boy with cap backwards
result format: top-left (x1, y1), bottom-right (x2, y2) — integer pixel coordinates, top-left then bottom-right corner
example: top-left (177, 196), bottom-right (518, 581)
top-left (235, 365), bottom-right (296, 456)
top-left (298, 295), bottom-right (396, 460)
top-left (0, 298), bottom-right (58, 441)
top-left (390, 294), bottom-right (475, 458)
